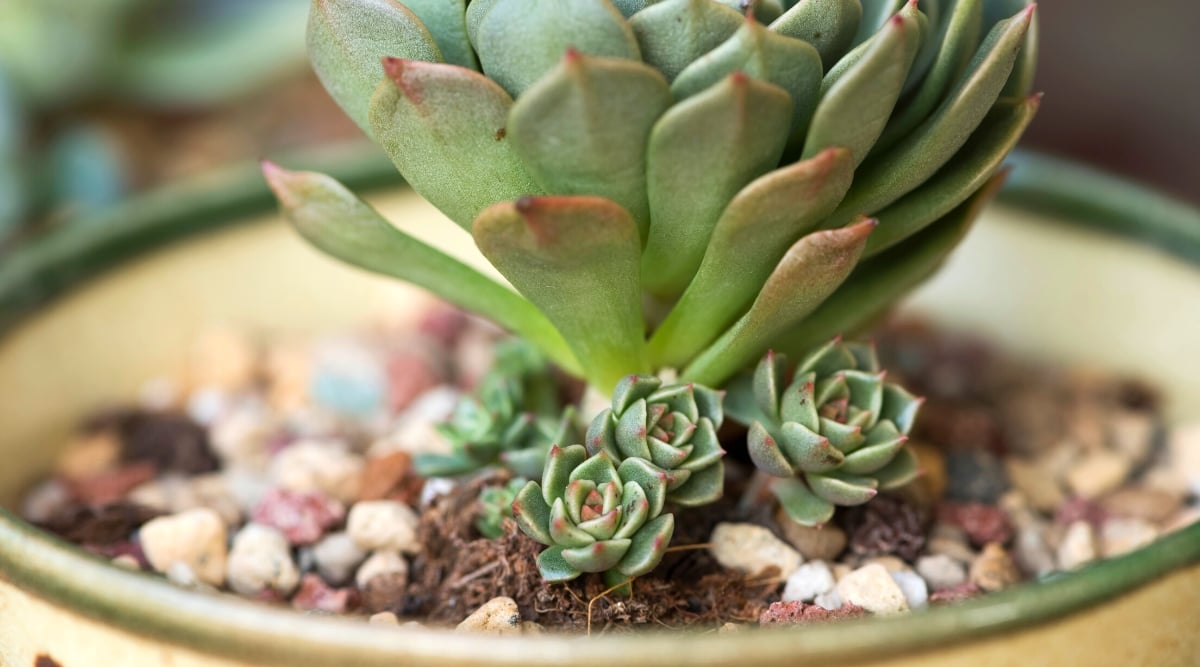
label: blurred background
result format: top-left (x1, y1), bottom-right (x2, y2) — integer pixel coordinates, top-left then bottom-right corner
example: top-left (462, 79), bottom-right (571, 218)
top-left (0, 0), bottom-right (1196, 252)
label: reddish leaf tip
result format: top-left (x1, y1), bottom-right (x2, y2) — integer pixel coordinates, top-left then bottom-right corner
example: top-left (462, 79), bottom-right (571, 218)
top-left (514, 195), bottom-right (536, 213)
top-left (563, 47), bottom-right (582, 63)
top-left (730, 70), bottom-right (750, 86)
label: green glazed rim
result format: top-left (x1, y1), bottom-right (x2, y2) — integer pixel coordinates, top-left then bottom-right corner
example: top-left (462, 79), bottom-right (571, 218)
top-left (0, 146), bottom-right (1198, 666)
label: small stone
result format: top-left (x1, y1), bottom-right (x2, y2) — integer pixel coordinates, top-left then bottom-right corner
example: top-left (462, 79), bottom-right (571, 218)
top-left (270, 440), bottom-right (364, 505)
top-left (1099, 487), bottom-right (1182, 524)
top-left (781, 561), bottom-right (836, 603)
top-left (312, 532), bottom-right (367, 585)
top-left (758, 601), bottom-right (866, 626)
top-left (226, 523), bottom-right (300, 596)
top-left (369, 612), bottom-right (400, 626)
top-left (456, 596), bottom-right (521, 634)
top-left (369, 387), bottom-right (460, 458)
top-left (1100, 518), bottom-right (1158, 558)
top-left (1167, 423), bottom-right (1200, 495)
top-left (902, 441), bottom-right (947, 507)
top-left (841, 494), bottom-right (927, 562)
top-left (1005, 457), bottom-right (1067, 512)
top-left (309, 340), bottom-right (388, 418)
top-left (359, 451), bottom-right (421, 503)
top-left (831, 563), bottom-right (853, 581)
top-left (861, 555), bottom-right (909, 573)
top-left (251, 489), bottom-right (345, 546)
top-left (519, 622), bottom-right (544, 635)
top-left (187, 387), bottom-right (232, 427)
top-left (915, 554), bottom-right (967, 591)
top-left (347, 501), bottom-right (421, 554)
top-left (112, 554), bottom-right (141, 570)
top-left (66, 462), bottom-right (157, 505)
top-left (386, 350), bottom-right (444, 413)
top-left (20, 479), bottom-right (71, 524)
top-left (1108, 411), bottom-right (1157, 468)
top-left (1056, 520), bottom-right (1097, 571)
top-left (718, 622), bottom-right (744, 634)
top-left (968, 543), bottom-right (1020, 592)
top-left (1065, 450), bottom-right (1132, 500)
top-left (813, 589), bottom-right (843, 610)
top-left (1163, 507), bottom-right (1200, 534)
top-left (1013, 524), bottom-right (1056, 577)
top-left (265, 341), bottom-right (311, 412)
top-left (361, 571), bottom-right (408, 614)
top-left (775, 508), bottom-right (847, 560)
top-left (210, 407), bottom-right (275, 469)
top-left (189, 328), bottom-right (258, 391)
top-left (926, 535), bottom-right (976, 564)
top-left (709, 523), bottom-right (803, 578)
top-left (292, 573), bottom-right (356, 614)
top-left (40, 502), bottom-right (161, 545)
top-left (889, 570), bottom-right (929, 609)
top-left (56, 432), bottom-right (121, 480)
top-left (929, 582), bottom-right (982, 605)
top-left (115, 410), bottom-right (219, 475)
top-left (937, 502), bottom-right (1013, 547)
top-left (835, 564), bottom-right (909, 615)
top-left (355, 551), bottom-right (409, 589)
top-left (166, 562), bottom-right (215, 591)
top-left (1055, 497), bottom-right (1108, 529)
top-left (944, 449), bottom-right (1008, 504)
top-left (139, 508), bottom-right (228, 586)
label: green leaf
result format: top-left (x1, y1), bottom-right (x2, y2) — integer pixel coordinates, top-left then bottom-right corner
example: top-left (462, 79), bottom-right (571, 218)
top-left (569, 451), bottom-right (623, 488)
top-left (616, 514), bottom-right (675, 577)
top-left (549, 498), bottom-right (597, 548)
top-left (617, 458), bottom-right (670, 517)
top-left (779, 421), bottom-right (844, 473)
top-left (508, 53), bottom-right (671, 240)
top-left (262, 164), bottom-right (577, 373)
top-left (400, 0), bottom-right (478, 69)
top-left (585, 409), bottom-right (619, 459)
top-left (823, 5), bottom-right (1034, 227)
top-left (411, 452), bottom-right (481, 478)
top-left (839, 437), bottom-right (906, 474)
top-left (853, 0), bottom-right (906, 46)
top-left (500, 446), bottom-right (552, 480)
top-left (537, 545), bottom-right (583, 582)
top-left (512, 481), bottom-right (553, 545)
top-left (865, 94), bottom-right (1039, 257)
top-left (473, 196), bottom-right (649, 391)
top-left (780, 372), bottom-right (819, 430)
top-left (667, 461), bottom-right (725, 506)
top-left (986, 0), bottom-right (1038, 97)
top-left (628, 0), bottom-right (744, 81)
top-left (648, 148), bottom-right (853, 369)
top-left (641, 73), bottom-right (793, 298)
top-left (873, 0), bottom-right (982, 154)
top-left (672, 18), bottom-right (823, 141)
top-left (611, 0), bottom-right (656, 18)
top-left (748, 421), bottom-right (796, 477)
top-left (307, 0), bottom-right (441, 137)
top-left (464, 0), bottom-right (498, 46)
top-left (801, 1), bottom-right (922, 166)
top-left (614, 482), bottom-right (651, 539)
top-left (616, 399), bottom-right (655, 460)
top-left (680, 418), bottom-right (725, 471)
top-left (753, 350), bottom-right (788, 423)
top-left (562, 539), bottom-right (632, 572)
top-left (542, 445), bottom-right (589, 505)
top-left (368, 58), bottom-right (544, 230)
top-left (471, 0), bottom-right (640, 97)
top-left (880, 384), bottom-right (923, 434)
top-left (769, 0), bottom-right (862, 70)
top-left (683, 219), bottom-right (875, 387)
top-left (773, 171), bottom-right (1003, 358)
top-left (873, 446), bottom-right (920, 489)
top-left (771, 477), bottom-right (835, 527)
top-left (807, 471), bottom-right (878, 505)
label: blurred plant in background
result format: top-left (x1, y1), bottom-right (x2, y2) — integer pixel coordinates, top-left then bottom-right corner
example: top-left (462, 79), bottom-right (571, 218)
top-left (0, 0), bottom-right (359, 245)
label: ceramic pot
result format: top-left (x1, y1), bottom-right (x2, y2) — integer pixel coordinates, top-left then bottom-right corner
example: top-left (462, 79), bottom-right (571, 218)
top-left (1, 149), bottom-right (1197, 666)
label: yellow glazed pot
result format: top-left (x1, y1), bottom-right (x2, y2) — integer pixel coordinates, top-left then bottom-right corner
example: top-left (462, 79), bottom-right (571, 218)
top-left (1, 149), bottom-right (1198, 666)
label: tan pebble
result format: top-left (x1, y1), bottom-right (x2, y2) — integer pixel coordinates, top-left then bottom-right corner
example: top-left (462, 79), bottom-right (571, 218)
top-left (862, 556), bottom-right (910, 573)
top-left (718, 622), bottom-right (744, 634)
top-left (312, 532), bottom-right (367, 585)
top-left (210, 409), bottom-right (275, 470)
top-left (1099, 487), bottom-right (1182, 524)
top-left (1065, 450), bottom-right (1132, 500)
top-left (709, 523), bottom-right (802, 578)
top-left (1013, 524), bottom-right (1056, 578)
top-left (456, 596), bottom-right (521, 634)
top-left (56, 432), bottom-right (121, 480)
top-left (1100, 518), bottom-right (1158, 558)
top-left (1056, 521), bottom-right (1097, 571)
top-left (520, 621), bottom-right (545, 635)
top-left (348, 501), bottom-right (421, 554)
top-left (915, 554), bottom-right (967, 590)
top-left (266, 341), bottom-right (311, 412)
top-left (903, 441), bottom-right (947, 506)
top-left (140, 508), bottom-right (228, 586)
top-left (1005, 457), bottom-right (1066, 512)
top-left (369, 612), bottom-right (400, 626)
top-left (355, 551), bottom-right (409, 589)
top-left (20, 479), bottom-right (71, 524)
top-left (1163, 507), bottom-right (1200, 534)
top-left (111, 555), bottom-right (141, 570)
top-left (1107, 411), bottom-right (1157, 467)
top-left (189, 328), bottom-right (258, 391)
top-left (1167, 423), bottom-right (1200, 492)
top-left (271, 440), bottom-right (365, 505)
top-left (831, 563), bottom-right (854, 581)
top-left (926, 529), bottom-right (977, 564)
top-left (774, 508), bottom-right (847, 561)
top-left (969, 543), bottom-right (1020, 592)
top-left (836, 564), bottom-right (909, 615)
top-left (1140, 467), bottom-right (1191, 498)
top-left (191, 473), bottom-right (243, 527)
top-left (226, 523), bottom-right (300, 596)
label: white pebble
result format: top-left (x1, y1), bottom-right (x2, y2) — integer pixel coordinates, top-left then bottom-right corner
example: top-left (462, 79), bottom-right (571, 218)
top-left (1100, 518), bottom-right (1158, 558)
top-left (1168, 423), bottom-right (1200, 496)
top-left (836, 564), bottom-right (910, 615)
top-left (356, 551), bottom-right (409, 588)
top-left (210, 407), bottom-right (275, 469)
top-left (915, 554), bottom-right (967, 590)
top-left (226, 523), bottom-right (300, 596)
top-left (782, 561), bottom-right (836, 603)
top-left (419, 478), bottom-right (456, 507)
top-left (455, 596), bottom-right (521, 634)
top-left (347, 501), bottom-right (421, 554)
top-left (814, 589), bottom-right (843, 610)
top-left (709, 523), bottom-right (803, 578)
top-left (890, 570), bottom-right (929, 609)
top-left (187, 387), bottom-right (233, 426)
top-left (20, 479), bottom-right (71, 524)
top-left (369, 612), bottom-right (400, 626)
top-left (1057, 520), bottom-right (1098, 571)
top-left (312, 532), bottom-right (368, 585)
top-left (139, 508), bottom-right (228, 587)
top-left (271, 440), bottom-right (365, 504)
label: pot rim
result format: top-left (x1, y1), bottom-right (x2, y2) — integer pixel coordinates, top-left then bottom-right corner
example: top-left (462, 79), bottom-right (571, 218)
top-left (1, 147), bottom-right (1198, 666)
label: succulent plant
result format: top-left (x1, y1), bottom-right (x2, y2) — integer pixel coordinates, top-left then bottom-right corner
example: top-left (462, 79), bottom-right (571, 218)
top-left (512, 444), bottom-right (675, 585)
top-left (414, 340), bottom-right (578, 479)
top-left (586, 374), bottom-right (726, 506)
top-left (726, 338), bottom-right (922, 526)
top-left (266, 0), bottom-right (1039, 394)
top-left (475, 476), bottom-right (528, 539)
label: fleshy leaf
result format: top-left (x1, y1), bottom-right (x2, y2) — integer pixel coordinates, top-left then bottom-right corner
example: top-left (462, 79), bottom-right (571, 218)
top-left (807, 471), bottom-right (878, 505)
top-left (307, 0), bottom-right (441, 137)
top-left (873, 446), bottom-right (920, 488)
top-left (672, 18), bottom-right (823, 141)
top-left (615, 399), bottom-right (655, 460)
top-left (771, 477), bottom-right (835, 527)
top-left (642, 73), bottom-right (793, 298)
top-left (512, 481), bottom-right (553, 545)
top-left (683, 219), bottom-right (875, 387)
top-left (866, 94), bottom-right (1039, 256)
top-left (263, 164), bottom-right (578, 373)
top-left (400, 0), bottom-right (478, 69)
top-left (617, 458), bottom-right (670, 517)
top-left (769, 0), bottom-right (863, 70)
top-left (473, 196), bottom-right (648, 391)
top-left (616, 514), bottom-right (675, 577)
top-left (508, 53), bottom-right (670, 239)
top-left (628, 0), bottom-right (744, 81)
top-left (549, 498), bottom-right (597, 548)
top-left (648, 148), bottom-right (853, 369)
top-left (779, 421), bottom-right (844, 473)
top-left (748, 421), bottom-right (796, 478)
top-left (880, 383), bottom-right (923, 434)
top-left (471, 0), bottom-right (640, 97)
top-left (542, 445), bottom-right (589, 506)
top-left (667, 461), bottom-right (725, 506)
top-left (562, 539), bottom-right (632, 573)
top-left (614, 482), bottom-right (651, 539)
top-left (801, 2), bottom-right (922, 166)
top-left (369, 58), bottom-right (543, 230)
top-left (853, 0), bottom-right (907, 46)
top-left (569, 451), bottom-right (622, 488)
top-left (839, 437), bottom-right (906, 473)
top-left (537, 545), bottom-right (583, 582)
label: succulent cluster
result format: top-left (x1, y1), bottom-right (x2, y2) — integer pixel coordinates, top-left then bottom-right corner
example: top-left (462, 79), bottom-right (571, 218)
top-left (267, 0), bottom-right (1039, 394)
top-left (475, 476), bottom-right (528, 539)
top-left (727, 338), bottom-right (922, 526)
